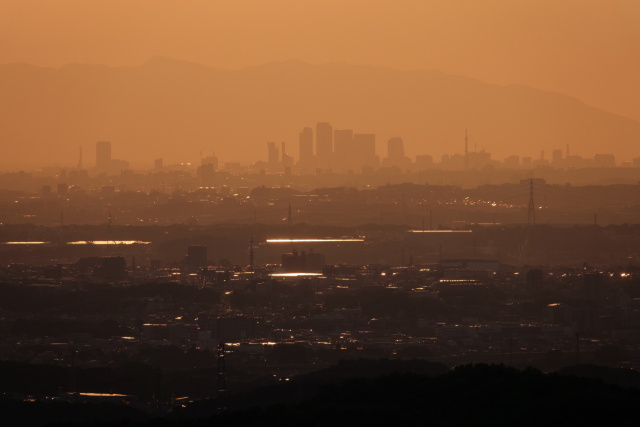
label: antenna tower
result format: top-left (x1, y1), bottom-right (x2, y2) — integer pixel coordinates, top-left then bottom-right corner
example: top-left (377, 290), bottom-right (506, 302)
top-left (464, 129), bottom-right (468, 170)
top-left (217, 342), bottom-right (227, 410)
top-left (527, 178), bottom-right (536, 225)
top-left (249, 238), bottom-right (254, 272)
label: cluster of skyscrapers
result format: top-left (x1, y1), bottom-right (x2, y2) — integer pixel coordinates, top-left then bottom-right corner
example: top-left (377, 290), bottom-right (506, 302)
top-left (273, 122), bottom-right (411, 174)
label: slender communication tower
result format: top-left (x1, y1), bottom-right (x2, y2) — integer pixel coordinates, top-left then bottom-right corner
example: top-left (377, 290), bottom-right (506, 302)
top-left (217, 342), bottom-right (227, 410)
top-left (527, 178), bottom-right (536, 226)
top-left (108, 212), bottom-right (115, 244)
top-left (464, 129), bottom-right (469, 170)
top-left (249, 238), bottom-right (254, 272)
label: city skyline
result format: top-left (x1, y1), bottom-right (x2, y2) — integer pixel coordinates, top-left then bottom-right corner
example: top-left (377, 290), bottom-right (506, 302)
top-left (34, 128), bottom-right (637, 175)
top-left (2, 59), bottom-right (640, 171)
top-left (3, 3), bottom-right (640, 424)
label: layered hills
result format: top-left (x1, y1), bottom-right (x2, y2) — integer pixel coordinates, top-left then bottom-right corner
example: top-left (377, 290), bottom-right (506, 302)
top-left (1, 57), bottom-right (639, 169)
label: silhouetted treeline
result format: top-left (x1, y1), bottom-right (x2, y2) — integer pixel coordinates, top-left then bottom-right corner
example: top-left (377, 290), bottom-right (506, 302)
top-left (6, 361), bottom-right (640, 426)
top-left (177, 364), bottom-right (640, 427)
top-left (0, 358), bottom-right (214, 399)
top-left (0, 399), bottom-right (147, 427)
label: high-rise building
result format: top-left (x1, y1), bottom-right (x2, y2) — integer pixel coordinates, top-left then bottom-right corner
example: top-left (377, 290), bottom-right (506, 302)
top-left (299, 127), bottom-right (313, 162)
top-left (281, 249), bottom-right (325, 272)
top-left (387, 137), bottom-right (405, 159)
top-left (201, 155), bottom-right (219, 170)
top-left (594, 154), bottom-right (615, 168)
top-left (267, 142), bottom-right (279, 164)
top-left (95, 140), bottom-right (129, 174)
top-left (96, 141), bottom-right (111, 171)
top-left (383, 137), bottom-right (411, 169)
top-left (281, 141), bottom-right (293, 169)
top-left (353, 133), bottom-right (379, 170)
top-left (298, 127), bottom-right (315, 172)
top-left (504, 155), bottom-right (520, 169)
top-left (333, 129), bottom-right (354, 172)
top-left (316, 122), bottom-right (333, 170)
top-left (415, 154), bottom-right (433, 170)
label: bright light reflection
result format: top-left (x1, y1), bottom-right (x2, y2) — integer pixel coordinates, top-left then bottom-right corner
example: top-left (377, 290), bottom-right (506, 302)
top-left (76, 393), bottom-right (128, 397)
top-left (67, 240), bottom-right (151, 245)
top-left (267, 238), bottom-right (364, 243)
top-left (408, 230), bottom-right (472, 233)
top-left (3, 241), bottom-right (49, 245)
top-left (270, 273), bottom-right (323, 277)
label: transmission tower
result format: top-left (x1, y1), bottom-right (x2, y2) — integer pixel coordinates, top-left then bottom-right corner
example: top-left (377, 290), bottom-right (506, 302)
top-left (249, 238), bottom-right (254, 272)
top-left (464, 129), bottom-right (468, 170)
top-left (217, 342), bottom-right (227, 410)
top-left (527, 178), bottom-right (536, 226)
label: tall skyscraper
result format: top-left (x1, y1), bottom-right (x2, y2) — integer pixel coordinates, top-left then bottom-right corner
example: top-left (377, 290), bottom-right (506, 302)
top-left (354, 133), bottom-right (379, 169)
top-left (267, 141), bottom-right (279, 164)
top-left (96, 141), bottom-right (111, 171)
top-left (281, 141), bottom-right (293, 169)
top-left (383, 137), bottom-right (411, 169)
top-left (333, 129), bottom-right (354, 172)
top-left (316, 122), bottom-right (333, 170)
top-left (387, 137), bottom-right (405, 160)
top-left (298, 127), bottom-right (315, 172)
top-left (299, 127), bottom-right (313, 163)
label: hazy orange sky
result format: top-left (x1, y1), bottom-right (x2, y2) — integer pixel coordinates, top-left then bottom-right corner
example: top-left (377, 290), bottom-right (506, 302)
top-left (1, 0), bottom-right (639, 122)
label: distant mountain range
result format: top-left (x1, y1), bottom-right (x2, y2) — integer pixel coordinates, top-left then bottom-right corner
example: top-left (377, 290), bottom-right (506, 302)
top-left (1, 56), bottom-right (639, 169)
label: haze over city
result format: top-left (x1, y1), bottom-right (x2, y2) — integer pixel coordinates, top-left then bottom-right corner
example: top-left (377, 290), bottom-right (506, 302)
top-left (2, 2), bottom-right (640, 426)
top-left (1, 1), bottom-right (640, 169)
